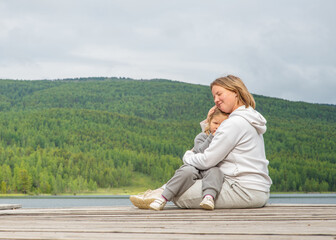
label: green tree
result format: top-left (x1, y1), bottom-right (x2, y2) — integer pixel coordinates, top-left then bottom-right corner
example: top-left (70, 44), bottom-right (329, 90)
top-left (17, 169), bottom-right (32, 194)
top-left (1, 181), bottom-right (7, 194)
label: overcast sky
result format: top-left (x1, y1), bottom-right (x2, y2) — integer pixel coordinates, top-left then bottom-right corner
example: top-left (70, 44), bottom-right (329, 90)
top-left (1, 0), bottom-right (335, 105)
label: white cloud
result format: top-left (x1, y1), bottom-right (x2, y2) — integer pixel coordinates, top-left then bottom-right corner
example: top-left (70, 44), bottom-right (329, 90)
top-left (0, 0), bottom-right (335, 104)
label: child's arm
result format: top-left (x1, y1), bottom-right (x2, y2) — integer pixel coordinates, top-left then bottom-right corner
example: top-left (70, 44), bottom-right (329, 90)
top-left (192, 132), bottom-right (214, 154)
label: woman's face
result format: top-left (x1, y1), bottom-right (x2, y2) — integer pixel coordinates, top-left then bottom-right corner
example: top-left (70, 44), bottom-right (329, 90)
top-left (211, 85), bottom-right (239, 114)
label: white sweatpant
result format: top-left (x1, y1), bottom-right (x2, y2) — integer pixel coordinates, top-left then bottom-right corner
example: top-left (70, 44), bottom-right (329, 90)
top-left (173, 179), bottom-right (269, 209)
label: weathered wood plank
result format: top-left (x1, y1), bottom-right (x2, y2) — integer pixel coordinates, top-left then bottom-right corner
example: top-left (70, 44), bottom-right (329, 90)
top-left (0, 204), bottom-right (21, 210)
top-left (0, 205), bottom-right (335, 240)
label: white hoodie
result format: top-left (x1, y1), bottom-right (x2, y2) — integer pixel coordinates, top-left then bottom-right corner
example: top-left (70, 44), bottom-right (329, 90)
top-left (183, 105), bottom-right (272, 192)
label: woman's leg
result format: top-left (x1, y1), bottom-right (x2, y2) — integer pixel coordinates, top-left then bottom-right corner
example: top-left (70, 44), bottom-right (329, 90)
top-left (173, 179), bottom-right (269, 209)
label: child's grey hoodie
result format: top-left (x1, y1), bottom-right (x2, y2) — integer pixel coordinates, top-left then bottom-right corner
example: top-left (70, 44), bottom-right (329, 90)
top-left (192, 132), bottom-right (213, 154)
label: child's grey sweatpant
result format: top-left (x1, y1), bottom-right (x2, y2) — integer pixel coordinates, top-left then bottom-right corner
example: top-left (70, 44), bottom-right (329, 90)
top-left (162, 164), bottom-right (224, 201)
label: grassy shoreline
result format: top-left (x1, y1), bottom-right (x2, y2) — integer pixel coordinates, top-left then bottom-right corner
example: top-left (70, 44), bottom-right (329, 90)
top-left (1, 189), bottom-right (335, 197)
top-left (0, 187), bottom-right (149, 197)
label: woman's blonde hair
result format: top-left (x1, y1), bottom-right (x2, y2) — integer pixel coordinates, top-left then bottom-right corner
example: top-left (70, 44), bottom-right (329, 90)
top-left (204, 108), bottom-right (229, 135)
top-left (210, 75), bottom-right (256, 109)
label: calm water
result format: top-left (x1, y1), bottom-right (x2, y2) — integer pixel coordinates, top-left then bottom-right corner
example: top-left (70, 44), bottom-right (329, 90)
top-left (1, 194), bottom-right (335, 208)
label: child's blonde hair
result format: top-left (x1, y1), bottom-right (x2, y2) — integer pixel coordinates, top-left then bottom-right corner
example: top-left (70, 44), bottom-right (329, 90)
top-left (204, 108), bottom-right (229, 135)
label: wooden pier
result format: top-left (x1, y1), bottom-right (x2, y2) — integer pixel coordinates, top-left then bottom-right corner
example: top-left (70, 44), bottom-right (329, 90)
top-left (0, 204), bottom-right (21, 210)
top-left (0, 204), bottom-right (335, 239)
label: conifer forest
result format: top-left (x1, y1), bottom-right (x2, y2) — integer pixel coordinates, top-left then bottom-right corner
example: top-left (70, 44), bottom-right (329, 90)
top-left (0, 77), bottom-right (335, 194)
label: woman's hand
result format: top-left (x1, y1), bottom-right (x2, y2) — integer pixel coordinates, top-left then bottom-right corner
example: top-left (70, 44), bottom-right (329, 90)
top-left (206, 105), bottom-right (217, 123)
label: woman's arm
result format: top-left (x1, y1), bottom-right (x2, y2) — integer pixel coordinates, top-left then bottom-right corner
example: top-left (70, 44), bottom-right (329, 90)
top-left (183, 118), bottom-right (241, 170)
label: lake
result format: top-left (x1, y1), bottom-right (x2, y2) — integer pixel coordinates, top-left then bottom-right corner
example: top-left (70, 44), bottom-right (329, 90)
top-left (0, 193), bottom-right (335, 208)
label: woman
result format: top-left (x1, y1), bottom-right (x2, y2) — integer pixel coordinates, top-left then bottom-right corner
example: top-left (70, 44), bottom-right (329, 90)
top-left (130, 75), bottom-right (272, 209)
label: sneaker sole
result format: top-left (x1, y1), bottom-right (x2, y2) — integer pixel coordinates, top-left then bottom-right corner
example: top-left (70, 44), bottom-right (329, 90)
top-left (149, 204), bottom-right (163, 211)
top-left (129, 195), bottom-right (156, 209)
top-left (200, 202), bottom-right (214, 210)
top-left (149, 201), bottom-right (166, 211)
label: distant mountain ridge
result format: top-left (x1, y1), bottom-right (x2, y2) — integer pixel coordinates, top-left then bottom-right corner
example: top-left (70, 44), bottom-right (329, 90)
top-left (1, 77), bottom-right (335, 121)
top-left (0, 77), bottom-right (335, 194)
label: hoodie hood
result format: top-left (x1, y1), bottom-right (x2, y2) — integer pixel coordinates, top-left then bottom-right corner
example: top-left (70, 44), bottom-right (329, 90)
top-left (229, 106), bottom-right (267, 134)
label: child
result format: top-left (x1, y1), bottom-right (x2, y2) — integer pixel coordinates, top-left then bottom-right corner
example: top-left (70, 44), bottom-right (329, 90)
top-left (149, 108), bottom-right (229, 211)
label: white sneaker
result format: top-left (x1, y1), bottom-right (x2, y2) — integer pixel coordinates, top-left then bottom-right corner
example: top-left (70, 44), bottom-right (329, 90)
top-left (200, 195), bottom-right (215, 210)
top-left (129, 187), bottom-right (164, 209)
top-left (149, 196), bottom-right (167, 211)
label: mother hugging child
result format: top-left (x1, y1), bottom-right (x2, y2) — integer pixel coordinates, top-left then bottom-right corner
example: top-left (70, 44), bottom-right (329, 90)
top-left (130, 74), bottom-right (272, 210)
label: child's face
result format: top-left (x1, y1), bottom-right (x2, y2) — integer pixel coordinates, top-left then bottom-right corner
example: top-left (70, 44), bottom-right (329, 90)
top-left (209, 115), bottom-right (227, 135)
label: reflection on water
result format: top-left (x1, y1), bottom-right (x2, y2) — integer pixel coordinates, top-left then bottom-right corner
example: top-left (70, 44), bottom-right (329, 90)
top-left (268, 193), bottom-right (336, 204)
top-left (0, 195), bottom-right (131, 208)
top-left (0, 194), bottom-right (335, 208)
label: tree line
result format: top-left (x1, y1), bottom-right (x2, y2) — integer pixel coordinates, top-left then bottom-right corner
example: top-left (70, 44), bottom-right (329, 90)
top-left (0, 78), bottom-right (335, 194)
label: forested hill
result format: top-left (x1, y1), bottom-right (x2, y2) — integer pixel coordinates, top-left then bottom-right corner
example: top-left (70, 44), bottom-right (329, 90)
top-left (0, 78), bottom-right (213, 121)
top-left (0, 77), bottom-right (335, 194)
